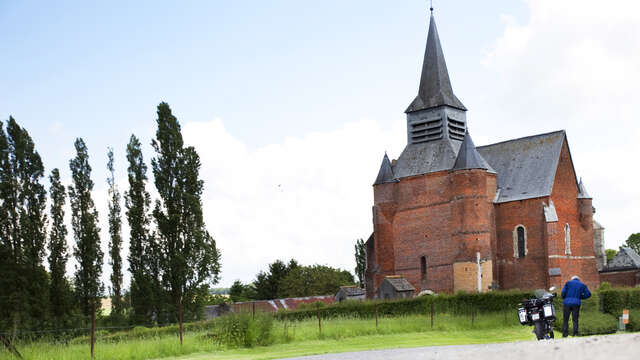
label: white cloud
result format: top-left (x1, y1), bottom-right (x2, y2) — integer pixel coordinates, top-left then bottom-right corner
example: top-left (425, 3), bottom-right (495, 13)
top-left (181, 118), bottom-right (404, 287)
top-left (478, 0), bottom-right (640, 249)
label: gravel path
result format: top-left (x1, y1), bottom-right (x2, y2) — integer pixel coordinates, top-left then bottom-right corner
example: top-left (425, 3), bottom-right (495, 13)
top-left (281, 333), bottom-right (640, 360)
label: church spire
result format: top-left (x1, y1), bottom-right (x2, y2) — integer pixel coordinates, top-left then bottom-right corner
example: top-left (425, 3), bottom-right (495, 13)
top-left (373, 153), bottom-right (396, 185)
top-left (453, 131), bottom-right (493, 171)
top-left (406, 13), bottom-right (466, 113)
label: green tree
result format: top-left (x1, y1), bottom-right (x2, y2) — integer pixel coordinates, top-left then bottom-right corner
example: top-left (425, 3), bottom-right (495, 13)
top-left (254, 259), bottom-right (299, 300)
top-left (151, 102), bottom-right (221, 344)
top-left (48, 168), bottom-right (73, 326)
top-left (625, 233), bottom-right (640, 255)
top-left (68, 138), bottom-right (103, 356)
top-left (0, 120), bottom-right (16, 334)
top-left (279, 264), bottom-right (355, 298)
top-left (605, 249), bottom-right (618, 262)
top-left (0, 118), bottom-right (49, 333)
top-left (354, 238), bottom-right (366, 287)
top-left (106, 148), bottom-right (125, 323)
top-left (229, 280), bottom-right (258, 302)
top-left (125, 134), bottom-right (162, 325)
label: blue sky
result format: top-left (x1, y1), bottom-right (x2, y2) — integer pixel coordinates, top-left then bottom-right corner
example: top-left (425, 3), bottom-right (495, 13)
top-left (2, 1), bottom-right (639, 288)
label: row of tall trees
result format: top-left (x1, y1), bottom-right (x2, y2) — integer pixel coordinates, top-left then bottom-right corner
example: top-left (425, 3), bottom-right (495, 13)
top-left (0, 103), bottom-right (221, 347)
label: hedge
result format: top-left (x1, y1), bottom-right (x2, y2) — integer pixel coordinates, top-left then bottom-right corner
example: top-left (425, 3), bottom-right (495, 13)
top-left (275, 290), bottom-right (536, 321)
top-left (600, 288), bottom-right (640, 315)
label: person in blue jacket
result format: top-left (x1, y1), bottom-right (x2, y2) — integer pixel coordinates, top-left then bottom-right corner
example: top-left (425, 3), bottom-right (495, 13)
top-left (561, 275), bottom-right (591, 337)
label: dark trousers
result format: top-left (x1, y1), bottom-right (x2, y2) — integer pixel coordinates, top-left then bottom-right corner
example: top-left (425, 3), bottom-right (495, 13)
top-left (562, 305), bottom-right (580, 337)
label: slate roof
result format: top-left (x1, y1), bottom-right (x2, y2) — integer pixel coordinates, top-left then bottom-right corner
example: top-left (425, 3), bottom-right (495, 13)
top-left (384, 277), bottom-right (416, 292)
top-left (605, 247), bottom-right (640, 271)
top-left (477, 130), bottom-right (566, 203)
top-left (577, 178), bottom-right (591, 199)
top-left (393, 139), bottom-right (461, 179)
top-left (374, 153), bottom-right (396, 185)
top-left (337, 286), bottom-right (366, 297)
top-left (406, 14), bottom-right (466, 113)
top-left (453, 131), bottom-right (495, 172)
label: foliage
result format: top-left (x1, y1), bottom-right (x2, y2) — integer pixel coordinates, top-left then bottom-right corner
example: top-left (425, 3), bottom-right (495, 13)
top-left (229, 280), bottom-right (257, 302)
top-left (151, 102), bottom-right (221, 330)
top-left (216, 313), bottom-right (274, 348)
top-left (48, 168), bottom-right (74, 325)
top-left (124, 134), bottom-right (163, 325)
top-left (553, 308), bottom-right (618, 335)
top-left (279, 264), bottom-right (355, 298)
top-left (0, 117), bottom-right (49, 333)
top-left (277, 290), bottom-right (537, 321)
top-left (254, 259), bottom-right (299, 300)
top-left (106, 148), bottom-right (125, 323)
top-left (605, 249), bottom-right (618, 262)
top-left (354, 238), bottom-right (366, 287)
top-left (68, 137), bottom-right (104, 316)
top-left (600, 287), bottom-right (640, 315)
top-left (625, 233), bottom-right (640, 255)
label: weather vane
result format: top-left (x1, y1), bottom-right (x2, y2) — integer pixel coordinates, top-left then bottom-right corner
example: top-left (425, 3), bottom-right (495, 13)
top-left (430, 0), bottom-right (434, 13)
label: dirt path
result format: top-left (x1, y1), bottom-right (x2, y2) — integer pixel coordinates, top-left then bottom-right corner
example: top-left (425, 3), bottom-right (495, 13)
top-left (281, 333), bottom-right (640, 360)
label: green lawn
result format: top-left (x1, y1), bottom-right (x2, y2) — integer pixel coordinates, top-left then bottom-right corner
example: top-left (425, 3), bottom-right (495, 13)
top-left (171, 328), bottom-right (533, 360)
top-left (0, 313), bottom-right (534, 360)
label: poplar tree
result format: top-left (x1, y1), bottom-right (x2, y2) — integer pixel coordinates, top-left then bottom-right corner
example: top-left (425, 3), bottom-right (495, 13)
top-left (68, 138), bottom-right (103, 357)
top-left (125, 134), bottom-right (160, 325)
top-left (48, 168), bottom-right (72, 325)
top-left (107, 148), bottom-right (124, 323)
top-left (0, 121), bottom-right (14, 333)
top-left (0, 118), bottom-right (48, 332)
top-left (354, 238), bottom-right (366, 287)
top-left (151, 102), bottom-right (221, 344)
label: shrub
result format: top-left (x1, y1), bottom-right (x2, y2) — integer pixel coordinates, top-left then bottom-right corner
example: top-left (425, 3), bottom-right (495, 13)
top-left (600, 288), bottom-right (640, 315)
top-left (553, 309), bottom-right (617, 336)
top-left (276, 290), bottom-right (535, 321)
top-left (216, 313), bottom-right (274, 348)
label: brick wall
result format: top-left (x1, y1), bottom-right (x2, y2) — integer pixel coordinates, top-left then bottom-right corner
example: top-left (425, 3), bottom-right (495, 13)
top-left (600, 270), bottom-right (640, 288)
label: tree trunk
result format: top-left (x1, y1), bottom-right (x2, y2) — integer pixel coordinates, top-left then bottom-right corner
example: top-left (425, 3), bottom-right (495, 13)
top-left (178, 295), bottom-right (183, 345)
top-left (90, 300), bottom-right (96, 358)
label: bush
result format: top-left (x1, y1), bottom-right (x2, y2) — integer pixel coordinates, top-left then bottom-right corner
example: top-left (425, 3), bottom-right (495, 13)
top-left (600, 288), bottom-right (640, 315)
top-left (216, 313), bottom-right (274, 348)
top-left (276, 290), bottom-right (535, 321)
top-left (553, 308), bottom-right (617, 336)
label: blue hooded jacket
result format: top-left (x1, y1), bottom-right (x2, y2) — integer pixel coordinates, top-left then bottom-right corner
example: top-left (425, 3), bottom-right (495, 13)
top-left (561, 279), bottom-right (591, 306)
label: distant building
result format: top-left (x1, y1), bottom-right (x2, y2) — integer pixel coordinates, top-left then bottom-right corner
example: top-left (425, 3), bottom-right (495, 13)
top-left (375, 276), bottom-right (415, 300)
top-left (335, 286), bottom-right (366, 302)
top-left (365, 12), bottom-right (601, 298)
top-left (600, 247), bottom-right (640, 287)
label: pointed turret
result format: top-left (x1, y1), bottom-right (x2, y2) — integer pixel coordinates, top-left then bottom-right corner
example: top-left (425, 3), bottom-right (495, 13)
top-left (406, 14), bottom-right (466, 113)
top-left (374, 153), bottom-right (396, 185)
top-left (453, 131), bottom-right (494, 172)
top-left (577, 178), bottom-right (592, 199)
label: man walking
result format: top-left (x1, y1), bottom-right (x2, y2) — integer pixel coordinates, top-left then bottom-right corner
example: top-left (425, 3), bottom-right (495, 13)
top-left (561, 275), bottom-right (591, 337)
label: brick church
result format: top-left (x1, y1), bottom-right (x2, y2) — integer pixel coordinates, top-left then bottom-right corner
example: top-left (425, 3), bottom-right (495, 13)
top-left (365, 13), bottom-right (602, 298)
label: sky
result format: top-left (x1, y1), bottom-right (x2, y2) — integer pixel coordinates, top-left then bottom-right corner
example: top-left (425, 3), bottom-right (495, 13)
top-left (1, 0), bottom-right (639, 289)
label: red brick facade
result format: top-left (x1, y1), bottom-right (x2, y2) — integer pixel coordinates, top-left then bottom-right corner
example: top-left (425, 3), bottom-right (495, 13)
top-left (599, 270), bottom-right (640, 288)
top-left (368, 138), bottom-right (600, 296)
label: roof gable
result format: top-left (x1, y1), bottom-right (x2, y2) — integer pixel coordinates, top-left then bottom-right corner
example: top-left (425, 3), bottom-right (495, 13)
top-left (477, 131), bottom-right (565, 203)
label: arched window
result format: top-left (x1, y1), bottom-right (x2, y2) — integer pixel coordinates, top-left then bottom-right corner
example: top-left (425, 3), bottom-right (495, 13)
top-left (420, 256), bottom-right (427, 279)
top-left (513, 225), bottom-right (527, 258)
top-left (565, 223), bottom-right (571, 255)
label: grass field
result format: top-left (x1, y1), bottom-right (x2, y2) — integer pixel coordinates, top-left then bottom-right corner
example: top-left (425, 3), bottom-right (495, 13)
top-left (0, 312), bottom-right (534, 360)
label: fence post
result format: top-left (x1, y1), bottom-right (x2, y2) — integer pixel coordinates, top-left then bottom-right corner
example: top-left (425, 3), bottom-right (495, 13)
top-left (430, 302), bottom-right (434, 329)
top-left (375, 302), bottom-right (378, 330)
top-left (252, 302), bottom-right (256, 320)
top-left (317, 303), bottom-right (322, 336)
top-left (90, 300), bottom-right (96, 358)
top-left (471, 307), bottom-right (475, 327)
